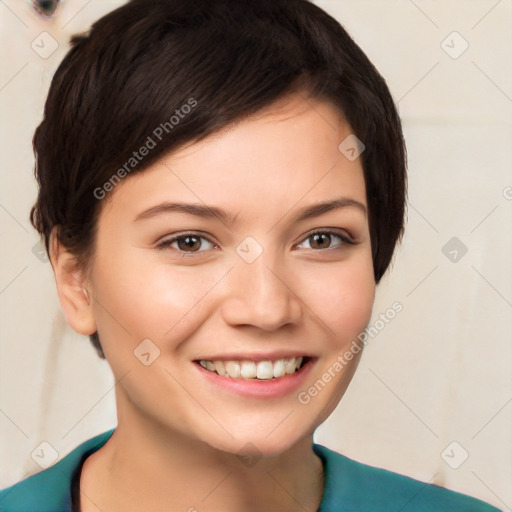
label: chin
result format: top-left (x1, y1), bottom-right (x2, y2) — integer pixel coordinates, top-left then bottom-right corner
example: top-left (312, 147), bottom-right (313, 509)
top-left (200, 422), bottom-right (315, 460)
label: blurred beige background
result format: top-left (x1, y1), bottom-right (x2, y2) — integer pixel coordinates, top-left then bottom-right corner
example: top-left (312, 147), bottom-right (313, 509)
top-left (0, 0), bottom-right (510, 509)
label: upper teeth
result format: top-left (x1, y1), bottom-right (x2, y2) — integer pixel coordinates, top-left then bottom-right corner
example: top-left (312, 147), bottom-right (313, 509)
top-left (199, 357), bottom-right (304, 380)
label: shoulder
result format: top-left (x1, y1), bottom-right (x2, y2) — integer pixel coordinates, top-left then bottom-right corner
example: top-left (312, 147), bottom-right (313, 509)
top-left (313, 444), bottom-right (502, 512)
top-left (0, 429), bottom-right (115, 512)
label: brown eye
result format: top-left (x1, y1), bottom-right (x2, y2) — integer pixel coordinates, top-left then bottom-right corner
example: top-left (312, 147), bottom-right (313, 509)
top-left (310, 233), bottom-right (333, 250)
top-left (297, 230), bottom-right (353, 251)
top-left (176, 235), bottom-right (202, 252)
top-left (156, 232), bottom-right (217, 256)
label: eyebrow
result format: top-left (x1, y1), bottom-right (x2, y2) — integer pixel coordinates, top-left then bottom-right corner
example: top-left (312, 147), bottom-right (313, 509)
top-left (134, 197), bottom-right (367, 225)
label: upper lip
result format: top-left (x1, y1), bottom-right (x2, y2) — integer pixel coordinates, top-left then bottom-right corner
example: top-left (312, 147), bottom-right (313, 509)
top-left (193, 352), bottom-right (315, 362)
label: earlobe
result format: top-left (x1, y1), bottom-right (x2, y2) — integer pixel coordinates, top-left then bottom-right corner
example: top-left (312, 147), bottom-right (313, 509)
top-left (49, 228), bottom-right (97, 336)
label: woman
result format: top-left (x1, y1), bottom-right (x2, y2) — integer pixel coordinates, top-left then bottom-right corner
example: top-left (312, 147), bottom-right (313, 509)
top-left (0, 0), bottom-right (501, 510)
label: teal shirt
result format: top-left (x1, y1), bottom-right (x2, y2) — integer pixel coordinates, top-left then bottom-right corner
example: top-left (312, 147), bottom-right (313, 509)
top-left (0, 429), bottom-right (501, 512)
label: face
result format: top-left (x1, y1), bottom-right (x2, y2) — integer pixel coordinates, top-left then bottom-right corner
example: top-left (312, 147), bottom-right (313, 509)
top-left (77, 93), bottom-right (375, 456)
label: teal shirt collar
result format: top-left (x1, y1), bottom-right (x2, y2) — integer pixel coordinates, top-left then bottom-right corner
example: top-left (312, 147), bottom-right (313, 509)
top-left (0, 429), bottom-right (334, 511)
top-left (0, 429), bottom-right (501, 512)
top-left (0, 429), bottom-right (115, 511)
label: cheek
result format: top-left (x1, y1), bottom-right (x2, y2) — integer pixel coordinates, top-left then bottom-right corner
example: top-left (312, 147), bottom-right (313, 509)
top-left (299, 253), bottom-right (375, 344)
top-left (89, 249), bottom-right (220, 351)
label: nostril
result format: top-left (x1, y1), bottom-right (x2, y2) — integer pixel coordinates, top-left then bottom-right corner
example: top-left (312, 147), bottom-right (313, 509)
top-left (32, 0), bottom-right (61, 19)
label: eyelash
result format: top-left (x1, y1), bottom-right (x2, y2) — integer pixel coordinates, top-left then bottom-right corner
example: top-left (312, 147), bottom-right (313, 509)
top-left (155, 229), bottom-right (355, 257)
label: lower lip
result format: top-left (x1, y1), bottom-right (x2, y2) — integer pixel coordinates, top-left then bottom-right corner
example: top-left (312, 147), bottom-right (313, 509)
top-left (194, 359), bottom-right (315, 398)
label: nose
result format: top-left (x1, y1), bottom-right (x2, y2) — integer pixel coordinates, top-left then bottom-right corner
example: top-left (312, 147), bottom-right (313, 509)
top-left (220, 253), bottom-right (303, 331)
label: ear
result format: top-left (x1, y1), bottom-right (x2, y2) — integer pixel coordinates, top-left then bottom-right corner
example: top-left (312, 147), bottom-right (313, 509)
top-left (49, 228), bottom-right (97, 336)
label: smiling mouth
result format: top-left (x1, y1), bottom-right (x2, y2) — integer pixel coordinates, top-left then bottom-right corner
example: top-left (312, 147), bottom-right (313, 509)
top-left (195, 357), bottom-right (310, 380)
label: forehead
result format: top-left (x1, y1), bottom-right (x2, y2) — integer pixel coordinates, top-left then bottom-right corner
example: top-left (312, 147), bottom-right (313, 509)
top-left (99, 93), bottom-right (367, 226)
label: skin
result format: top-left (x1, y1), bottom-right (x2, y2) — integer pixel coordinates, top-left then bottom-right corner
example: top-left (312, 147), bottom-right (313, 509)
top-left (51, 92), bottom-right (376, 512)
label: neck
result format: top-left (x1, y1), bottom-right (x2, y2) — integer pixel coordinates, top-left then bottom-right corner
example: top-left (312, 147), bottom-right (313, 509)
top-left (80, 399), bottom-right (325, 512)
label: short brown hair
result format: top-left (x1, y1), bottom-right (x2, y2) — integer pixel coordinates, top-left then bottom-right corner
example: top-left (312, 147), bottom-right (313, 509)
top-left (30, 0), bottom-right (408, 358)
